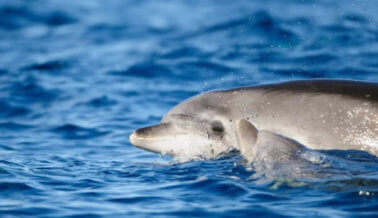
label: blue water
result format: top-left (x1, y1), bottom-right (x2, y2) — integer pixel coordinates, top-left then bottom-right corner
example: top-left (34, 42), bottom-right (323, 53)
top-left (0, 0), bottom-right (378, 217)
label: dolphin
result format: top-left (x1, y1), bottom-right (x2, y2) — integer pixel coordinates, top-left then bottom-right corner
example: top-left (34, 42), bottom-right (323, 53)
top-left (236, 119), bottom-right (326, 180)
top-left (235, 119), bottom-right (306, 163)
top-left (129, 79), bottom-right (378, 160)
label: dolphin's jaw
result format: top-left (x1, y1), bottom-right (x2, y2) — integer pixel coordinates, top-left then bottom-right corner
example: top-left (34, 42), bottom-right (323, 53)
top-left (129, 131), bottom-right (229, 160)
top-left (129, 132), bottom-right (184, 155)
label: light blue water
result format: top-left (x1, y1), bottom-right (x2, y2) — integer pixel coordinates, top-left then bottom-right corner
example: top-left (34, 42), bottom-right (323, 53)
top-left (0, 0), bottom-right (377, 217)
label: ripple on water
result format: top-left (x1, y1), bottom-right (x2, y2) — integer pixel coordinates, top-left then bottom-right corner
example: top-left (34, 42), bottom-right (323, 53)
top-left (22, 60), bottom-right (72, 72)
top-left (181, 10), bottom-right (299, 47)
top-left (0, 122), bottom-right (34, 131)
top-left (0, 167), bottom-right (13, 177)
top-left (160, 46), bottom-right (209, 59)
top-left (108, 195), bottom-right (167, 204)
top-left (108, 62), bottom-right (172, 78)
top-left (51, 124), bottom-right (109, 140)
top-left (0, 4), bottom-right (76, 30)
top-left (0, 182), bottom-right (35, 192)
top-left (0, 101), bottom-right (30, 118)
top-left (86, 96), bottom-right (117, 107)
top-left (9, 78), bottom-right (59, 104)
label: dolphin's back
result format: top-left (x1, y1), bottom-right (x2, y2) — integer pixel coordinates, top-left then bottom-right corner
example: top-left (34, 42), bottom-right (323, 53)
top-left (230, 79), bottom-right (378, 101)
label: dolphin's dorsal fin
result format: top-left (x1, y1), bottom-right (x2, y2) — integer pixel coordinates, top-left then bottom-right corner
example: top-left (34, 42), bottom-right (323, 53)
top-left (235, 119), bottom-right (258, 159)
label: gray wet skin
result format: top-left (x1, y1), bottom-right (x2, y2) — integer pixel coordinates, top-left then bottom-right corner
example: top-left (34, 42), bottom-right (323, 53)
top-left (129, 79), bottom-right (378, 158)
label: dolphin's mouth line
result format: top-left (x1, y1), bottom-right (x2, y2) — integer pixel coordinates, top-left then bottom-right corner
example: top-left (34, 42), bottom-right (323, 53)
top-left (130, 132), bottom-right (196, 140)
top-left (130, 129), bottom-right (212, 140)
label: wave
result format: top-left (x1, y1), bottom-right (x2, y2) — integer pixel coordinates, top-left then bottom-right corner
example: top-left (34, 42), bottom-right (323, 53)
top-left (51, 124), bottom-right (109, 139)
top-left (0, 4), bottom-right (76, 30)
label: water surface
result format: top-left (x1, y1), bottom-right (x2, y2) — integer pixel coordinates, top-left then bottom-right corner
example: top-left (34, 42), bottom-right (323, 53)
top-left (0, 0), bottom-right (377, 216)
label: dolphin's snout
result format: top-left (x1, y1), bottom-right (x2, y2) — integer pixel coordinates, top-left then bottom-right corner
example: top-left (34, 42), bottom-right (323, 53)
top-left (129, 123), bottom-right (171, 149)
top-left (129, 122), bottom-right (176, 154)
top-left (129, 132), bottom-right (137, 146)
top-left (133, 122), bottom-right (172, 138)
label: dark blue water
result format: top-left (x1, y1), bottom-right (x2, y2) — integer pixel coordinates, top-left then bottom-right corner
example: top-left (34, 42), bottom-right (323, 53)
top-left (0, 0), bottom-right (377, 217)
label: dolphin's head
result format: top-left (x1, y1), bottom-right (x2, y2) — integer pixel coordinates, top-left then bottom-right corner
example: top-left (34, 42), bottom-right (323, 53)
top-left (129, 91), bottom-right (238, 159)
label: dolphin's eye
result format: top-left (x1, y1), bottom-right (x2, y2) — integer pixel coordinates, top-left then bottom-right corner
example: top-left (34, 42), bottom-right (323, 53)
top-left (211, 121), bottom-right (224, 134)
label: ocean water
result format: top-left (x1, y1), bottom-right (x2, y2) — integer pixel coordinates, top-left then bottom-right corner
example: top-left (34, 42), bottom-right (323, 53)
top-left (0, 0), bottom-right (377, 217)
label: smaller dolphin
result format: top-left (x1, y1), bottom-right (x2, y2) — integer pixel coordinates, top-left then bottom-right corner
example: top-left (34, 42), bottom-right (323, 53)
top-left (235, 119), bottom-right (305, 163)
top-left (235, 119), bottom-right (333, 181)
